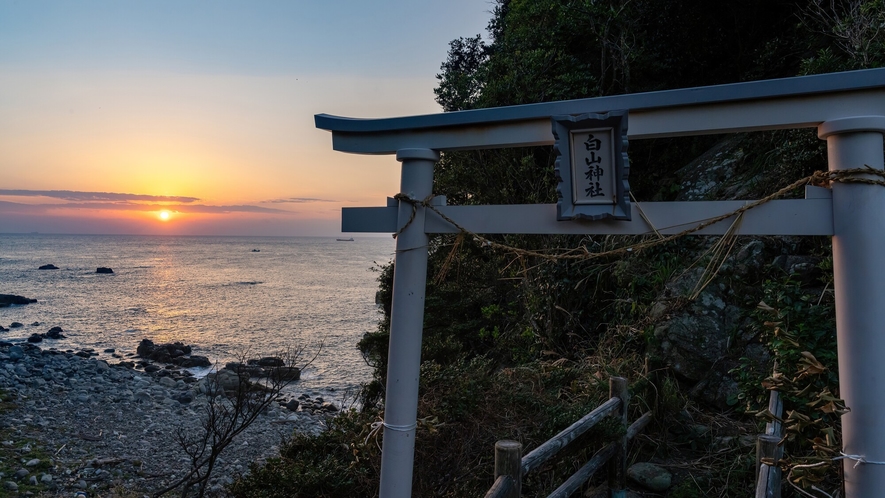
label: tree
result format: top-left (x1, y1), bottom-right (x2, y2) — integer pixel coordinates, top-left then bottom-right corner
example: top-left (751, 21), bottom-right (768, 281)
top-left (154, 348), bottom-right (318, 498)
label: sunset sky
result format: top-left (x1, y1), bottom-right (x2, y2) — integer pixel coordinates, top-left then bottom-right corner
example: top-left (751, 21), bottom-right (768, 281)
top-left (0, 1), bottom-right (490, 236)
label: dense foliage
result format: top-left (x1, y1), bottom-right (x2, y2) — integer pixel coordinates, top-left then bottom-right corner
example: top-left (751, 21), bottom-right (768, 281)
top-left (238, 1), bottom-right (884, 496)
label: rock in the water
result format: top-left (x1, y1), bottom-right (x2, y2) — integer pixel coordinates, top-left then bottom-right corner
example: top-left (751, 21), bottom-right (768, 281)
top-left (38, 264), bottom-right (59, 270)
top-left (0, 295), bottom-right (37, 307)
top-left (253, 356), bottom-right (285, 367)
top-left (27, 334), bottom-right (43, 343)
top-left (172, 355), bottom-right (211, 368)
top-left (9, 322), bottom-right (24, 328)
top-left (137, 339), bottom-right (193, 363)
top-left (45, 326), bottom-right (65, 339)
top-left (627, 462), bottom-right (672, 492)
top-left (266, 366), bottom-right (301, 381)
top-left (285, 399), bottom-right (300, 411)
top-left (96, 267), bottom-right (114, 274)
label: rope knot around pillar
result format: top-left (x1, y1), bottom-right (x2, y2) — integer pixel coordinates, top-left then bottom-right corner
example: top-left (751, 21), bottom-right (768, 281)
top-left (391, 192), bottom-right (435, 239)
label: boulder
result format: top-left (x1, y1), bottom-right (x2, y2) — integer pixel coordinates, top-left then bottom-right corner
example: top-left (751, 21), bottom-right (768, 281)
top-left (0, 295), bottom-right (36, 308)
top-left (45, 327), bottom-right (66, 339)
top-left (265, 366), bottom-right (301, 381)
top-left (627, 462), bottom-right (672, 492)
top-left (203, 369), bottom-right (249, 392)
top-left (172, 355), bottom-right (212, 368)
top-left (27, 334), bottom-right (43, 343)
top-left (255, 357), bottom-right (284, 367)
top-left (8, 346), bottom-right (24, 360)
top-left (225, 362), bottom-right (264, 377)
top-left (175, 392), bottom-right (194, 404)
top-left (96, 267), bottom-right (114, 274)
top-left (9, 322), bottom-right (23, 328)
top-left (38, 264), bottom-right (59, 270)
top-left (137, 339), bottom-right (193, 363)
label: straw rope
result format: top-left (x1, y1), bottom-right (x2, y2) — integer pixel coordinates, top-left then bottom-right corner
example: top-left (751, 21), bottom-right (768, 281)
top-left (390, 166), bottom-right (885, 262)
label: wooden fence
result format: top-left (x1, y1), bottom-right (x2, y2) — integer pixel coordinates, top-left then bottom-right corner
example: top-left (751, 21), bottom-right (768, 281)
top-left (484, 377), bottom-right (652, 498)
top-left (755, 389), bottom-right (784, 498)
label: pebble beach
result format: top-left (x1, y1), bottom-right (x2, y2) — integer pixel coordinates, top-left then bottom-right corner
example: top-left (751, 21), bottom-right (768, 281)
top-left (0, 341), bottom-right (336, 497)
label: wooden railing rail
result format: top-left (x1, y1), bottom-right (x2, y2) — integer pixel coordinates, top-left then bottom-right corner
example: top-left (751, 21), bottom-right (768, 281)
top-left (484, 377), bottom-right (652, 497)
top-left (521, 397), bottom-right (621, 475)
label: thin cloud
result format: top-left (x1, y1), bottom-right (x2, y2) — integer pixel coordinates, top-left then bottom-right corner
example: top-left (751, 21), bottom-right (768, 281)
top-left (263, 197), bottom-right (337, 204)
top-left (0, 200), bottom-right (291, 214)
top-left (0, 189), bottom-right (201, 203)
top-left (180, 204), bottom-right (291, 214)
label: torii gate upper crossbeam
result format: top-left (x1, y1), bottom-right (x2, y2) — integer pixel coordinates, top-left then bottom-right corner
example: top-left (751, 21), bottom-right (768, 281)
top-left (317, 68), bottom-right (885, 154)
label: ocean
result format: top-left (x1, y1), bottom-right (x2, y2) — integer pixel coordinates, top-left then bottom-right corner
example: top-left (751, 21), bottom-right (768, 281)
top-left (0, 234), bottom-right (395, 404)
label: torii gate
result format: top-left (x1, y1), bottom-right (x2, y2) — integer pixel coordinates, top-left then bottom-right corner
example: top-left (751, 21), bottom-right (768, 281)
top-left (316, 68), bottom-right (885, 498)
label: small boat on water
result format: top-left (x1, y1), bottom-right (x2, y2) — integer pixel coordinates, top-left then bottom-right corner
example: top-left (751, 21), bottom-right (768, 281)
top-left (336, 237), bottom-right (355, 242)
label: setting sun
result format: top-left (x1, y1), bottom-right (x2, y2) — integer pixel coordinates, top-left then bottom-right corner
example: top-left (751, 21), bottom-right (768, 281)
top-left (158, 210), bottom-right (171, 221)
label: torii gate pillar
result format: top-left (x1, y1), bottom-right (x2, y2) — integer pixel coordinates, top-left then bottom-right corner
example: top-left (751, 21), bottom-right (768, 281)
top-left (820, 116), bottom-right (885, 496)
top-left (378, 148), bottom-right (438, 498)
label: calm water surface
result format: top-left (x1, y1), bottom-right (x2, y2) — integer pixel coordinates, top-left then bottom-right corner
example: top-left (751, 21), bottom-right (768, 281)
top-left (0, 234), bottom-right (394, 403)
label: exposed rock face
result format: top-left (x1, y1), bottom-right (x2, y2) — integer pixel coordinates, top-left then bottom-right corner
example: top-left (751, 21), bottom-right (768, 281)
top-left (95, 267), bottom-right (114, 274)
top-left (652, 264), bottom-right (743, 372)
top-left (648, 234), bottom-right (781, 407)
top-left (0, 295), bottom-right (37, 307)
top-left (676, 136), bottom-right (756, 202)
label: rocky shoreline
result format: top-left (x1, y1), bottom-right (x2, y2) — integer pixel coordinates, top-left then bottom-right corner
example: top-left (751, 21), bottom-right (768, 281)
top-left (0, 342), bottom-right (338, 497)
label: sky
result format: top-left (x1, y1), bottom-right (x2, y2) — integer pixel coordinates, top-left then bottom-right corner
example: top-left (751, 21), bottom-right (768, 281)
top-left (0, 0), bottom-right (492, 236)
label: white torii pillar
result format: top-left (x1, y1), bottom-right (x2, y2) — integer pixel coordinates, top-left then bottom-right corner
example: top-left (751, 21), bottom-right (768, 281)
top-left (820, 116), bottom-right (885, 495)
top-left (378, 148), bottom-right (438, 498)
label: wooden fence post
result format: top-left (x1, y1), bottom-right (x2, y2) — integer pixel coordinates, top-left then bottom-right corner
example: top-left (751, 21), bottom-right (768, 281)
top-left (608, 377), bottom-right (629, 498)
top-left (755, 434), bottom-right (782, 498)
top-left (495, 440), bottom-right (522, 498)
